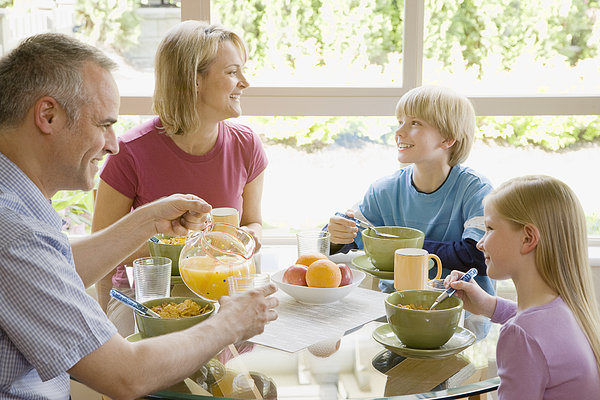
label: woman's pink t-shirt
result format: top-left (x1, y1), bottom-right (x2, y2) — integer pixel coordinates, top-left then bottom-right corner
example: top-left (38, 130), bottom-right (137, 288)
top-left (100, 117), bottom-right (268, 287)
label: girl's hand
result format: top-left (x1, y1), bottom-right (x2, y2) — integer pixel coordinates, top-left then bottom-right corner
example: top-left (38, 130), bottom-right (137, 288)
top-left (328, 210), bottom-right (359, 244)
top-left (445, 270), bottom-right (497, 318)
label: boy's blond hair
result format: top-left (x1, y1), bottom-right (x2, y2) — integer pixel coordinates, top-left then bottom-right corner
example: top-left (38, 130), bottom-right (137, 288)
top-left (395, 86), bottom-right (475, 166)
top-left (153, 20), bottom-right (247, 136)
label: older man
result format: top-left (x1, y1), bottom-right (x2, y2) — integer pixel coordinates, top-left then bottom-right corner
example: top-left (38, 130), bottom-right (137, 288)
top-left (0, 33), bottom-right (278, 399)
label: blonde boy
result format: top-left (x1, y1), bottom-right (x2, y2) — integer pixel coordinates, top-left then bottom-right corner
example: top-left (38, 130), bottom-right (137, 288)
top-left (328, 85), bottom-right (494, 294)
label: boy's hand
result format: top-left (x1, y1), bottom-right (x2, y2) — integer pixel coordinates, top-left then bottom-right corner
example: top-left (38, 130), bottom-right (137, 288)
top-left (328, 209), bottom-right (359, 244)
top-left (445, 270), bottom-right (497, 318)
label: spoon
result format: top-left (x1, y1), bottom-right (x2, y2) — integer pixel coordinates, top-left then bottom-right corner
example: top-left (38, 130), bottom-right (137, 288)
top-left (149, 236), bottom-right (163, 243)
top-left (428, 268), bottom-right (478, 310)
top-left (109, 288), bottom-right (161, 318)
top-left (335, 212), bottom-right (402, 239)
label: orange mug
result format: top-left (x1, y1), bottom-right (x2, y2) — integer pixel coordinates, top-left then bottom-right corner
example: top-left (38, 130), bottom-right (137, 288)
top-left (393, 248), bottom-right (442, 291)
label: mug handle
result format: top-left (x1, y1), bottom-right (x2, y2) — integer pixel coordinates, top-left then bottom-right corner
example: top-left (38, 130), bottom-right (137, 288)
top-left (428, 254), bottom-right (442, 280)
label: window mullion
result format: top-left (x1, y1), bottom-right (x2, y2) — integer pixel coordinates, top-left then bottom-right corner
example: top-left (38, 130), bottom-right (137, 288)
top-left (402, 0), bottom-right (424, 90)
top-left (181, 0), bottom-right (210, 22)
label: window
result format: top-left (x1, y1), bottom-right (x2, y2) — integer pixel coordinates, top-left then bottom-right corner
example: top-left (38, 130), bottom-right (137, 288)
top-left (423, 0), bottom-right (600, 96)
top-left (2, 0), bottom-right (599, 238)
top-left (211, 0), bottom-right (405, 87)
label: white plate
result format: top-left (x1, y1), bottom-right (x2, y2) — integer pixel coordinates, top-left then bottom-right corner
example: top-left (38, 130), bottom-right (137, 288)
top-left (271, 268), bottom-right (366, 305)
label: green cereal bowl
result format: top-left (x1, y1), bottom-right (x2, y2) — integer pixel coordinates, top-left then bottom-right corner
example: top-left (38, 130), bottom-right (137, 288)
top-left (361, 226), bottom-right (425, 271)
top-left (147, 234), bottom-right (185, 276)
top-left (135, 297), bottom-right (214, 338)
top-left (385, 290), bottom-right (462, 349)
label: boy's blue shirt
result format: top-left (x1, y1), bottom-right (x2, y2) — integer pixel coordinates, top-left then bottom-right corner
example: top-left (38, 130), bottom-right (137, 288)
top-left (356, 164), bottom-right (494, 294)
top-left (358, 164), bottom-right (490, 247)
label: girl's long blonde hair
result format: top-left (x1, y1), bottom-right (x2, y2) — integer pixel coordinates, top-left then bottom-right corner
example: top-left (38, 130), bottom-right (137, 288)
top-left (486, 175), bottom-right (600, 371)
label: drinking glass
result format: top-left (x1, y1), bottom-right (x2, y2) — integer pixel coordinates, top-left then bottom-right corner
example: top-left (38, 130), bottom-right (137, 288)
top-left (296, 231), bottom-right (330, 257)
top-left (211, 207), bottom-right (240, 227)
top-left (227, 274), bottom-right (270, 295)
top-left (133, 256), bottom-right (171, 303)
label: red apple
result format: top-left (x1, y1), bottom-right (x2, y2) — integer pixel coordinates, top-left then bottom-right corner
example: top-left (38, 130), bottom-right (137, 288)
top-left (283, 264), bottom-right (308, 286)
top-left (338, 263), bottom-right (353, 286)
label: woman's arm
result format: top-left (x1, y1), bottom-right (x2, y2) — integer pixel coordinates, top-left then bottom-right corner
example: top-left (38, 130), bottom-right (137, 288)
top-left (240, 170), bottom-right (265, 249)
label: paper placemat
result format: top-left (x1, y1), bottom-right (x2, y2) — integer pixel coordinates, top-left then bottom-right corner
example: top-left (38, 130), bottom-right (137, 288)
top-left (250, 287), bottom-right (388, 352)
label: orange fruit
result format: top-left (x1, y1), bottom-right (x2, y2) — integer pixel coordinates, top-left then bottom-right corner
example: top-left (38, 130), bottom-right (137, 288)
top-left (295, 253), bottom-right (328, 267)
top-left (306, 259), bottom-right (342, 288)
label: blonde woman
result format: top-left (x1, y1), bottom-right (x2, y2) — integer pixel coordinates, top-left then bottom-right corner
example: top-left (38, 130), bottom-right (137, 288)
top-left (448, 175), bottom-right (600, 398)
top-left (92, 21), bottom-right (267, 335)
top-left (328, 85), bottom-right (494, 295)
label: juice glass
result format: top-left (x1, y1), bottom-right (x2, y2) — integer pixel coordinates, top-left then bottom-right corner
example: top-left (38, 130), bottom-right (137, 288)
top-left (179, 223), bottom-right (256, 301)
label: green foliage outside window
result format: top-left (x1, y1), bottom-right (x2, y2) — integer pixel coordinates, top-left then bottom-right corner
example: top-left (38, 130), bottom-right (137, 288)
top-left (478, 115), bottom-right (600, 151)
top-left (426, 0), bottom-right (600, 75)
top-left (74, 0), bottom-right (140, 52)
top-left (214, 0), bottom-right (600, 78)
top-left (249, 115), bottom-right (600, 153)
top-left (215, 0), bottom-right (404, 73)
top-left (52, 190), bottom-right (95, 234)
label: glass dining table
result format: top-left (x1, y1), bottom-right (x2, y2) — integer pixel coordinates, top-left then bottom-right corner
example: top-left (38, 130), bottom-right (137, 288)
top-left (144, 245), bottom-right (503, 400)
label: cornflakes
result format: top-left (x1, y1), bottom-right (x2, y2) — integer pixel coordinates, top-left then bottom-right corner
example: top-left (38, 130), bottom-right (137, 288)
top-left (150, 299), bottom-right (211, 319)
top-left (161, 236), bottom-right (186, 245)
top-left (396, 303), bottom-right (428, 310)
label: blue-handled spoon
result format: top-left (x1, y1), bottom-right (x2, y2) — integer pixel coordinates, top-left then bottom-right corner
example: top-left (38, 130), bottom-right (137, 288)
top-left (109, 288), bottom-right (161, 318)
top-left (429, 268), bottom-right (478, 310)
top-left (335, 212), bottom-right (401, 239)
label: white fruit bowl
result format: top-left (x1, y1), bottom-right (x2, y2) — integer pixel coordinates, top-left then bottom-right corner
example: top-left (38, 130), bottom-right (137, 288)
top-left (271, 269), bottom-right (365, 305)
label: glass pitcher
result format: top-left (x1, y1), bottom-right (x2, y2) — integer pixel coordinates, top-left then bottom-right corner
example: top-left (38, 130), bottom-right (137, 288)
top-left (179, 223), bottom-right (256, 301)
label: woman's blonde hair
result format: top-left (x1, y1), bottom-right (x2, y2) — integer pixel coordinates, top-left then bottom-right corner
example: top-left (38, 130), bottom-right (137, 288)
top-left (395, 85), bottom-right (476, 166)
top-left (153, 20), bottom-right (247, 135)
top-left (485, 175), bottom-right (600, 371)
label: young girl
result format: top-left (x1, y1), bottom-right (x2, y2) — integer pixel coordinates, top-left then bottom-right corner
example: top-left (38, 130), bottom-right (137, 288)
top-left (448, 175), bottom-right (600, 399)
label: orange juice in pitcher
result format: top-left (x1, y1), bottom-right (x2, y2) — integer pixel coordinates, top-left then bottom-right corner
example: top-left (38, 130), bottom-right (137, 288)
top-left (179, 224), bottom-right (256, 301)
top-left (179, 254), bottom-right (255, 300)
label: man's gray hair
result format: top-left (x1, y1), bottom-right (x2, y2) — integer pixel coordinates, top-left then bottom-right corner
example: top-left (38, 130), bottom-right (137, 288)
top-left (0, 33), bottom-right (116, 129)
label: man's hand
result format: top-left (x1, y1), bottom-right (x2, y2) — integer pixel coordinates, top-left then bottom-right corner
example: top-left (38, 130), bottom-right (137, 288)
top-left (217, 284), bottom-right (279, 343)
top-left (138, 194), bottom-right (213, 237)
